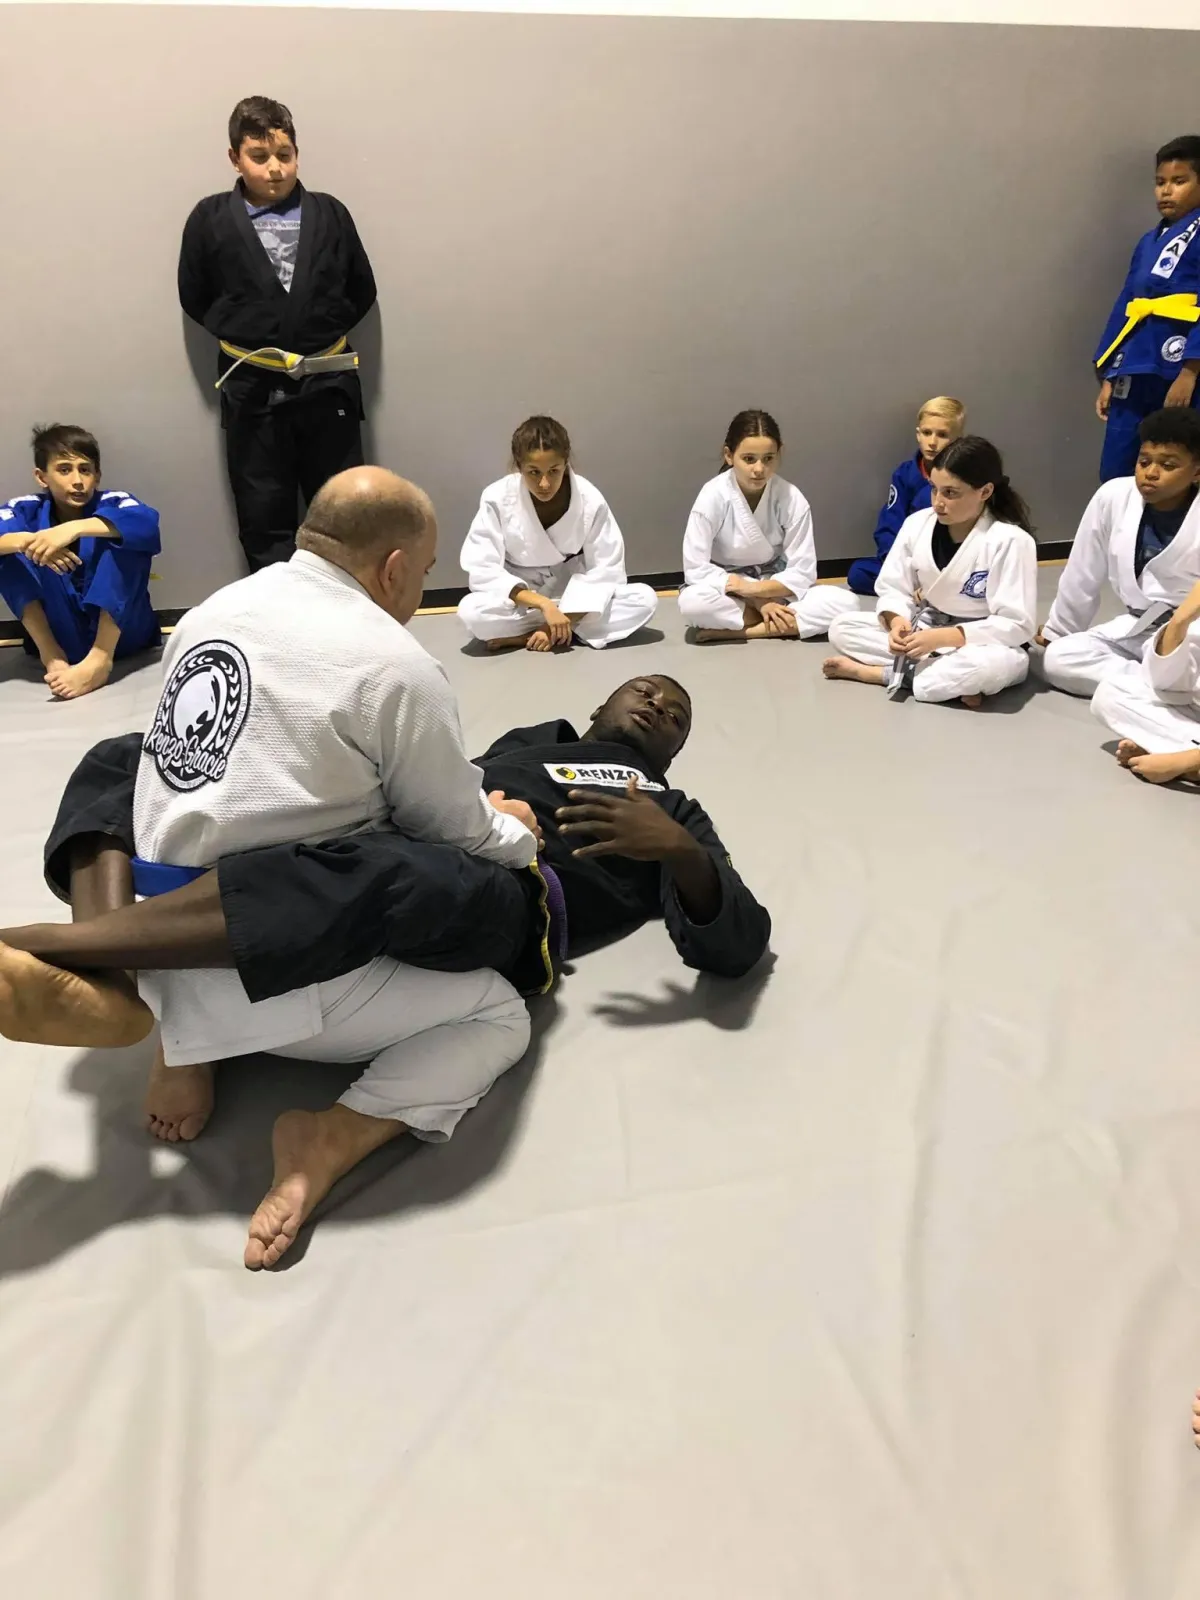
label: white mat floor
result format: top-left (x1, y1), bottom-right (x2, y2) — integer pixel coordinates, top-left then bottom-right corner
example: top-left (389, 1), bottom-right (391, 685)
top-left (2, 581), bottom-right (1200, 1599)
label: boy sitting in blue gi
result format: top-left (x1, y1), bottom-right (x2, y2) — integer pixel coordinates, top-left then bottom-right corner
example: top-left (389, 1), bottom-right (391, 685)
top-left (847, 396), bottom-right (965, 595)
top-left (0, 424), bottom-right (161, 699)
top-left (1094, 134), bottom-right (1200, 482)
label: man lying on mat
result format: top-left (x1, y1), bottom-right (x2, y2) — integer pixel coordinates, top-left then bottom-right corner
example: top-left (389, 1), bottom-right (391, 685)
top-left (0, 674), bottom-right (770, 1263)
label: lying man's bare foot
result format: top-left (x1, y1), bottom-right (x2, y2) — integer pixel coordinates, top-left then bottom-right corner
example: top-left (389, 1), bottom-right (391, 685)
top-left (961, 693), bottom-right (984, 710)
top-left (1123, 748), bottom-right (1200, 785)
top-left (1116, 739), bottom-right (1147, 767)
top-left (244, 1104), bottom-right (407, 1270)
top-left (144, 1041), bottom-right (214, 1143)
top-left (0, 942), bottom-right (154, 1047)
top-left (45, 650), bottom-right (114, 700)
top-left (822, 655), bottom-right (885, 685)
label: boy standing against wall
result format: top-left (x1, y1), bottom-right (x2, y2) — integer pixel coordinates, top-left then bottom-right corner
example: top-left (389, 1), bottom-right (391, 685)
top-left (1093, 135), bottom-right (1200, 483)
top-left (178, 96), bottom-right (377, 570)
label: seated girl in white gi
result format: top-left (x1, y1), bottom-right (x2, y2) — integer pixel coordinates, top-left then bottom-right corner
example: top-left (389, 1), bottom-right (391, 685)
top-left (823, 436), bottom-right (1037, 708)
top-left (1092, 576), bottom-right (1200, 783)
top-left (678, 409), bottom-right (857, 643)
top-left (457, 416), bottom-right (657, 652)
top-left (1039, 409), bottom-right (1200, 696)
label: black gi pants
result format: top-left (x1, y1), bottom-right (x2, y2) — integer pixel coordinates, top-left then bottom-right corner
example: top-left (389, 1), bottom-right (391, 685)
top-left (44, 736), bottom-right (550, 1001)
top-left (223, 386), bottom-right (364, 571)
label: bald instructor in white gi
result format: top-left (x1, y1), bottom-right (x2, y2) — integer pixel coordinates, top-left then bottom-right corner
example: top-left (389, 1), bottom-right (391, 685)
top-left (36, 467), bottom-right (538, 1268)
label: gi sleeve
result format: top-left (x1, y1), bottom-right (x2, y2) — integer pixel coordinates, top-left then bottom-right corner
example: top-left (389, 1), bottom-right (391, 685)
top-left (1146, 619), bottom-right (1200, 696)
top-left (1042, 486), bottom-right (1114, 639)
top-left (178, 203), bottom-right (216, 326)
top-left (871, 464), bottom-right (912, 561)
top-left (0, 497), bottom-right (44, 534)
top-left (958, 534), bottom-right (1037, 649)
top-left (659, 794), bottom-right (771, 979)
top-left (372, 655), bottom-right (536, 868)
top-left (341, 205), bottom-right (378, 326)
top-left (560, 494), bottom-right (625, 614)
top-left (776, 487), bottom-right (817, 601)
top-left (682, 491), bottom-right (727, 589)
top-left (875, 515), bottom-right (921, 621)
top-left (95, 493), bottom-right (161, 556)
top-left (460, 494), bottom-right (517, 600)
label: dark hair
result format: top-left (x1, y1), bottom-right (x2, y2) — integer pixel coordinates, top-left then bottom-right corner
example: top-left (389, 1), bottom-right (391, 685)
top-left (722, 410), bottom-right (782, 470)
top-left (1139, 406), bottom-right (1200, 458)
top-left (930, 436), bottom-right (1034, 533)
top-left (229, 96), bottom-right (297, 153)
top-left (32, 423), bottom-right (100, 472)
top-left (1155, 135), bottom-right (1200, 180)
top-left (511, 415), bottom-right (571, 467)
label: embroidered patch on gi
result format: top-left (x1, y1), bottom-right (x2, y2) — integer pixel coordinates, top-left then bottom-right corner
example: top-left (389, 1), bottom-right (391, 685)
top-left (544, 762), bottom-right (666, 793)
top-left (1151, 217), bottom-right (1200, 280)
top-left (143, 640), bottom-right (252, 792)
top-left (1163, 334), bottom-right (1187, 363)
top-left (960, 570), bottom-right (989, 600)
top-left (0, 508), bottom-right (11, 521)
top-left (887, 485), bottom-right (898, 509)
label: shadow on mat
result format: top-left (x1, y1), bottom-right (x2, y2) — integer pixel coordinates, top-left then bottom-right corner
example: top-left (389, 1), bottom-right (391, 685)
top-left (0, 644), bottom-right (162, 691)
top-left (459, 626), bottom-right (666, 657)
top-left (590, 952), bottom-right (775, 1031)
top-left (0, 995), bottom-right (558, 1280)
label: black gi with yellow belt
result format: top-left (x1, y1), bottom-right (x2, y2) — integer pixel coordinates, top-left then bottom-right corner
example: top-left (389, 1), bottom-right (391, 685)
top-left (178, 182), bottom-right (377, 571)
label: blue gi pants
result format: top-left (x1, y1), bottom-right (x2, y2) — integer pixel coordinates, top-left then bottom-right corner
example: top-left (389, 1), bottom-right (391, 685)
top-left (0, 545), bottom-right (159, 663)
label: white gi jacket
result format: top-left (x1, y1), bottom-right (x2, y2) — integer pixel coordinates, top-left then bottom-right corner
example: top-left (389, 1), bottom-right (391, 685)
top-left (460, 471), bottom-right (629, 614)
top-left (133, 551), bottom-right (536, 1064)
top-left (876, 509), bottom-right (1037, 648)
top-left (681, 472), bottom-right (817, 599)
top-left (1043, 478), bottom-right (1200, 643)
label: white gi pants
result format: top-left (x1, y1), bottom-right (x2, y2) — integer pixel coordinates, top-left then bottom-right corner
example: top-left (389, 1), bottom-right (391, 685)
top-left (458, 573), bottom-right (658, 649)
top-left (1041, 617), bottom-right (1153, 697)
top-left (264, 958), bottom-right (529, 1142)
top-left (1091, 672), bottom-right (1200, 753)
top-left (678, 576), bottom-right (860, 637)
top-left (828, 611), bottom-right (1029, 701)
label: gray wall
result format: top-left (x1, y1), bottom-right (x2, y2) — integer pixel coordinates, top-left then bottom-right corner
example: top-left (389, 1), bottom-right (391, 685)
top-left (1, 6), bottom-right (1198, 612)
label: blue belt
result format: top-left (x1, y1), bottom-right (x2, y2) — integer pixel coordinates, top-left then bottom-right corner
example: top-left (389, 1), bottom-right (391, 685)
top-left (132, 856), bottom-right (208, 898)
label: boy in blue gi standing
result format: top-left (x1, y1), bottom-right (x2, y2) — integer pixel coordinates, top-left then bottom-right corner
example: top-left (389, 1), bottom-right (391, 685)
top-left (1094, 135), bottom-right (1200, 482)
top-left (0, 425), bottom-right (161, 699)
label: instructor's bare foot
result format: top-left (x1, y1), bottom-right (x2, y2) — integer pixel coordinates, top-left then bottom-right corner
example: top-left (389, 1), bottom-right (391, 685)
top-left (144, 1042), bottom-right (214, 1143)
top-left (244, 1105), bottom-right (407, 1270)
top-left (0, 942), bottom-right (153, 1047)
top-left (822, 655), bottom-right (885, 685)
top-left (45, 649), bottom-right (115, 700)
top-left (1116, 739), bottom-right (1148, 767)
top-left (961, 693), bottom-right (983, 710)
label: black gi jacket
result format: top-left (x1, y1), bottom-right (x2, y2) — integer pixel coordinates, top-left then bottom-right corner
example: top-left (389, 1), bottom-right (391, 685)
top-left (478, 721), bottom-right (771, 979)
top-left (177, 182), bottom-right (376, 407)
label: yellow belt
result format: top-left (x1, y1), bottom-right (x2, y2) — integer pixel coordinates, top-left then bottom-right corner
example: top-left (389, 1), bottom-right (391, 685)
top-left (215, 335), bottom-right (356, 388)
top-left (1095, 293), bottom-right (1200, 370)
